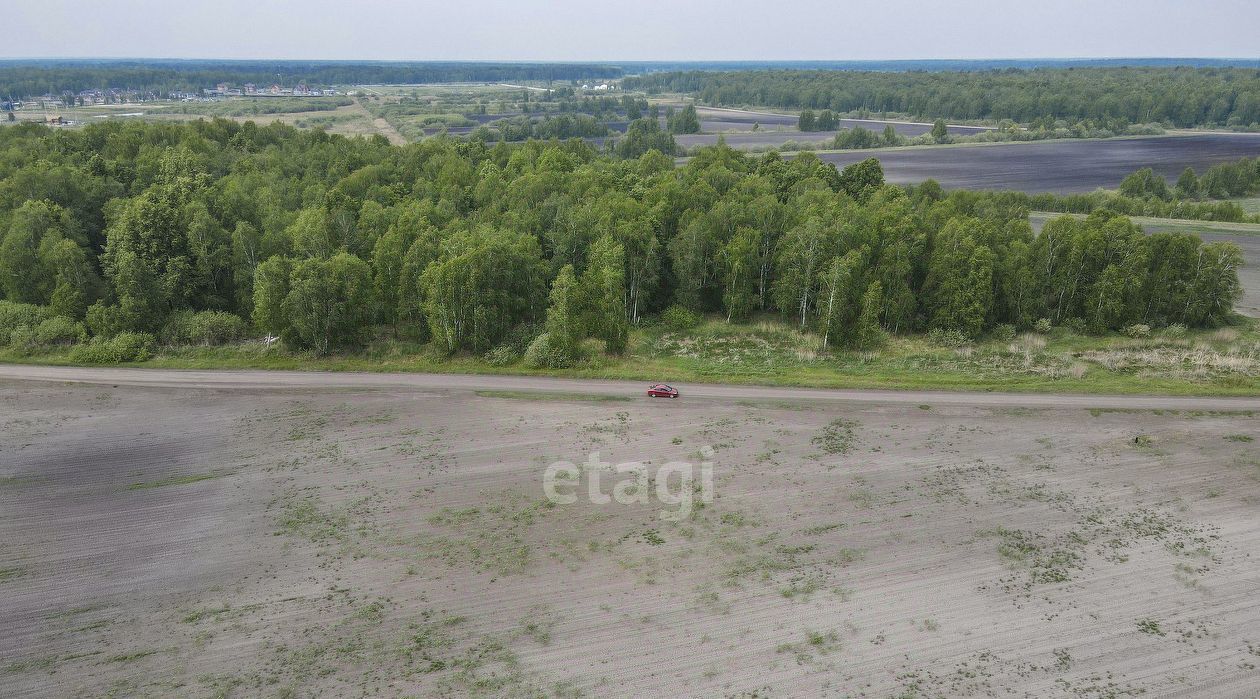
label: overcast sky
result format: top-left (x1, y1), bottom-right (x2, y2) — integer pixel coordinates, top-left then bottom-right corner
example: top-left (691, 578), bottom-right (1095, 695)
top-left (5, 0), bottom-right (1259, 61)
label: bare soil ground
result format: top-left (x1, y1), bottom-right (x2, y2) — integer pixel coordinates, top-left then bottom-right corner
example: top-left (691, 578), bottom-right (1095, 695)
top-left (2, 369), bottom-right (1260, 697)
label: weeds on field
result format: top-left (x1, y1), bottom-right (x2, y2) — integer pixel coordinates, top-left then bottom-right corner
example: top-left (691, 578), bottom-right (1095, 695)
top-left (127, 470), bottom-right (233, 490)
top-left (776, 629), bottom-right (841, 666)
top-left (813, 418), bottom-right (859, 455)
top-left (475, 390), bottom-right (630, 402)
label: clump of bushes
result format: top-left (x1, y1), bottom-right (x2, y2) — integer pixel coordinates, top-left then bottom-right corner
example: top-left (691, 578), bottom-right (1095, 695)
top-left (6, 325), bottom-right (37, 355)
top-left (1060, 317), bottom-right (1088, 335)
top-left (991, 324), bottom-right (1017, 343)
top-left (659, 305), bottom-right (700, 332)
top-left (34, 316), bottom-right (86, 346)
top-left (523, 332), bottom-right (575, 369)
top-left (1162, 323), bottom-right (1187, 339)
top-left (484, 344), bottom-right (520, 367)
top-left (483, 322), bottom-right (545, 366)
top-left (1033, 318), bottom-right (1053, 334)
top-left (69, 332), bottom-right (156, 364)
top-left (0, 300), bottom-right (53, 344)
top-left (0, 303), bottom-right (84, 354)
top-left (161, 310), bottom-right (248, 346)
top-left (927, 327), bottom-right (971, 347)
top-left (1122, 324), bottom-right (1151, 339)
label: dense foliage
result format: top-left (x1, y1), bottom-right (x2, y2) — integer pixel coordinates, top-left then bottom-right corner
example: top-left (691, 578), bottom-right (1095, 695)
top-left (0, 119), bottom-right (1241, 359)
top-left (625, 68), bottom-right (1260, 128)
top-left (469, 114), bottom-right (611, 142)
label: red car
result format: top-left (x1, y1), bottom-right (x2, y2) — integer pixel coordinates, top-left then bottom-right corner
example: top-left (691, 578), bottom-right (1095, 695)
top-left (647, 384), bottom-right (679, 398)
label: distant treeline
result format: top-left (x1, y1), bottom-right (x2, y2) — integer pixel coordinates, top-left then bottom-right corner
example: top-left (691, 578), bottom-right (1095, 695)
top-left (620, 58), bottom-right (1260, 74)
top-left (625, 67), bottom-right (1260, 128)
top-left (0, 60), bottom-right (624, 97)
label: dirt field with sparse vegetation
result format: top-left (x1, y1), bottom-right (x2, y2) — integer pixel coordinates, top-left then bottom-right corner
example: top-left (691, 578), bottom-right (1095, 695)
top-left (2, 368), bottom-right (1260, 697)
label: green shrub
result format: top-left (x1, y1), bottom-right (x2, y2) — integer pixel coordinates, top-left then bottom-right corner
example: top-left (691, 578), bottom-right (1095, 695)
top-left (0, 301), bottom-right (52, 344)
top-left (1122, 323), bottom-right (1151, 339)
top-left (991, 324), bottom-right (1017, 343)
top-left (33, 316), bottom-right (86, 346)
top-left (660, 305), bottom-right (700, 332)
top-left (484, 344), bottom-right (520, 367)
top-left (927, 327), bottom-right (971, 347)
top-left (84, 302), bottom-right (129, 339)
top-left (523, 332), bottom-right (573, 369)
top-left (1162, 323), bottom-right (1187, 339)
top-left (162, 310), bottom-right (248, 346)
top-left (1060, 317), bottom-right (1088, 334)
top-left (6, 325), bottom-right (36, 355)
top-left (502, 322), bottom-right (544, 354)
top-left (1033, 318), bottom-right (1053, 334)
top-left (70, 332), bottom-right (156, 364)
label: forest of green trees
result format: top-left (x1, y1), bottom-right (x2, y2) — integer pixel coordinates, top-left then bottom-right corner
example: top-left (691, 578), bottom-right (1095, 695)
top-left (0, 119), bottom-right (1243, 362)
top-left (625, 67), bottom-right (1260, 128)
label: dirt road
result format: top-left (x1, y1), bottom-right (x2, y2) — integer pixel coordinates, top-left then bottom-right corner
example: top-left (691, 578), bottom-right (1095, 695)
top-left (2, 364), bottom-right (1258, 410)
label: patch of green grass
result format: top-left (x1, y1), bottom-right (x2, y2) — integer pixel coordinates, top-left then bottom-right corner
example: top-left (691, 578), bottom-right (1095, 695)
top-left (275, 497), bottom-right (354, 543)
top-left (103, 649), bottom-right (160, 664)
top-left (988, 527), bottom-right (1081, 586)
top-left (127, 471), bottom-right (232, 490)
top-left (0, 475), bottom-right (44, 488)
top-left (182, 606), bottom-right (233, 624)
top-left (71, 619), bottom-right (113, 633)
top-left (475, 390), bottom-right (630, 402)
top-left (45, 603), bottom-right (111, 619)
top-left (416, 494), bottom-right (558, 576)
top-left (779, 572), bottom-right (826, 600)
top-left (4, 651), bottom-right (102, 674)
top-left (776, 629), bottom-right (841, 666)
top-left (0, 567), bottom-right (27, 583)
top-left (1137, 618), bottom-right (1165, 636)
top-left (8, 314), bottom-right (1260, 397)
top-left (801, 522), bottom-right (845, 536)
top-left (813, 418), bottom-right (859, 455)
top-left (517, 606), bottom-right (559, 646)
top-left (1225, 434), bottom-right (1254, 442)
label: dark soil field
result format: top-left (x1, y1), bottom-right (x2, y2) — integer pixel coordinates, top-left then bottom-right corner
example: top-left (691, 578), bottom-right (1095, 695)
top-left (815, 134), bottom-right (1260, 193)
top-left (3, 368), bottom-right (1260, 697)
top-left (675, 131), bottom-right (836, 149)
top-left (694, 107), bottom-right (993, 137)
